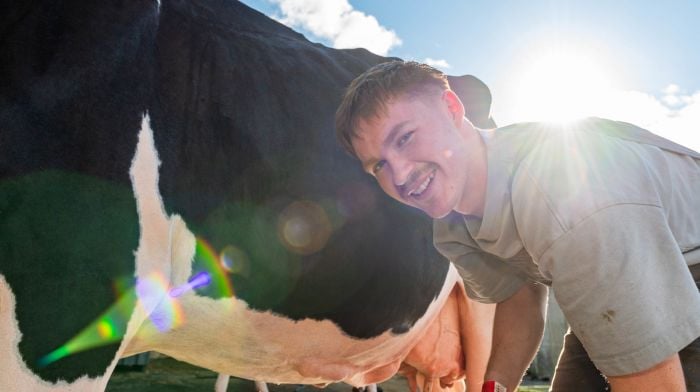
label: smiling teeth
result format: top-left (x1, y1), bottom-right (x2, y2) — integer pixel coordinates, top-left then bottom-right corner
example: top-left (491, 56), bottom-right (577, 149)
top-left (409, 172), bottom-right (434, 197)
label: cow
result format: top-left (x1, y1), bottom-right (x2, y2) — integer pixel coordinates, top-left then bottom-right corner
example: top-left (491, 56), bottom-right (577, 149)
top-left (0, 1), bottom-right (497, 391)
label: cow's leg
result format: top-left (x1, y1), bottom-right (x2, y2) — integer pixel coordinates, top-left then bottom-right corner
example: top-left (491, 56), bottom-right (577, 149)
top-left (214, 373), bottom-right (270, 392)
top-left (214, 376), bottom-right (268, 392)
top-left (214, 373), bottom-right (230, 392)
top-left (352, 385), bottom-right (379, 392)
top-left (254, 380), bottom-right (269, 392)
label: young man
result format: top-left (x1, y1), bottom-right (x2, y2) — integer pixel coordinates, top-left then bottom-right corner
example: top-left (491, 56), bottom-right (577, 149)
top-left (335, 61), bottom-right (700, 391)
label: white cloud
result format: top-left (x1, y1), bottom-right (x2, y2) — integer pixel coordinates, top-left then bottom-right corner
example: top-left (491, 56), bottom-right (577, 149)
top-left (573, 88), bottom-right (700, 151)
top-left (270, 0), bottom-right (402, 56)
top-left (652, 91), bottom-right (700, 151)
top-left (663, 84), bottom-right (680, 95)
top-left (423, 58), bottom-right (451, 69)
top-left (661, 83), bottom-right (693, 108)
top-left (663, 94), bottom-right (682, 107)
top-left (596, 88), bottom-right (699, 152)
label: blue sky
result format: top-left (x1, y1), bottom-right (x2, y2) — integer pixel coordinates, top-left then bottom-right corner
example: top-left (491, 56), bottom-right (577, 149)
top-left (240, 0), bottom-right (700, 150)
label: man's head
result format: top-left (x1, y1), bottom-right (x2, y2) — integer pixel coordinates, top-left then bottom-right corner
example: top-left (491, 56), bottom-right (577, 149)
top-left (335, 61), bottom-right (450, 158)
top-left (335, 61), bottom-right (487, 219)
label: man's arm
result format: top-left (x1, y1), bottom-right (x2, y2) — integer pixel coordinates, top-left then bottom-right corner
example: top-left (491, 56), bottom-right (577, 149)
top-left (484, 282), bottom-right (548, 391)
top-left (607, 353), bottom-right (686, 392)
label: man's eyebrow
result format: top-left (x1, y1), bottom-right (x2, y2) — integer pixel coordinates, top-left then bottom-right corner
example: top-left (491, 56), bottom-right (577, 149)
top-left (384, 120), bottom-right (410, 149)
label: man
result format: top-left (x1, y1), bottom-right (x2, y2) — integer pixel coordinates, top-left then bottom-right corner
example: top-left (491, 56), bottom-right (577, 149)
top-left (335, 61), bottom-right (700, 391)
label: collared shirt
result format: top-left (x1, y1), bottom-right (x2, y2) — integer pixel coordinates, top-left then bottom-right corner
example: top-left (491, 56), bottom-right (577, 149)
top-left (434, 117), bottom-right (700, 375)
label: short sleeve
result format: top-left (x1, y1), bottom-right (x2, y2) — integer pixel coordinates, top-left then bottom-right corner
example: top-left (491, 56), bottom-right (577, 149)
top-left (433, 215), bottom-right (527, 303)
top-left (540, 204), bottom-right (700, 376)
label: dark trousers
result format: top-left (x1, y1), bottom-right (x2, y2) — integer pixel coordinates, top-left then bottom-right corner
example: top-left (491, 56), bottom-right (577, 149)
top-left (550, 264), bottom-right (700, 391)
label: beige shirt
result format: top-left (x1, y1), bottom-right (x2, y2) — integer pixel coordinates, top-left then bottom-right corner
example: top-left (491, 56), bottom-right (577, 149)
top-left (434, 117), bottom-right (700, 375)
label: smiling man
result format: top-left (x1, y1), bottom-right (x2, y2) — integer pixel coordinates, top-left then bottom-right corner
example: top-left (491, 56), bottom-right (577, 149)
top-left (347, 73), bottom-right (487, 219)
top-left (335, 61), bottom-right (700, 392)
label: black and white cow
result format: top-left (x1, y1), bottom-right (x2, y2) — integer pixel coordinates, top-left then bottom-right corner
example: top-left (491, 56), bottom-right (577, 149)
top-left (0, 1), bottom-right (497, 391)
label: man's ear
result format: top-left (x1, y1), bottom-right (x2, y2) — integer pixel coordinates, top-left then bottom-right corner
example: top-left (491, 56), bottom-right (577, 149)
top-left (442, 89), bottom-right (466, 127)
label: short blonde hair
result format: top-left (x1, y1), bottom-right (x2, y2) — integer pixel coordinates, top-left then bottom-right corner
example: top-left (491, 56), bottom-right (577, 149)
top-left (335, 61), bottom-right (449, 157)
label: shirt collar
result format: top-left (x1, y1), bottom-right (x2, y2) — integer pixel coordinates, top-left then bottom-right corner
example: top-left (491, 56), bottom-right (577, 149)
top-left (463, 128), bottom-right (524, 258)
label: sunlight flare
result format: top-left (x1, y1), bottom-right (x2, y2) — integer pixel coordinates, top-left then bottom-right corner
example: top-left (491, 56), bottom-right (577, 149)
top-left (503, 48), bottom-right (618, 124)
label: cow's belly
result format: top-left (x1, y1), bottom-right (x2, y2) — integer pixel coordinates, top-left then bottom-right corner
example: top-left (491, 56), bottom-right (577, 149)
top-left (125, 257), bottom-right (494, 388)
top-left (125, 268), bottom-right (454, 386)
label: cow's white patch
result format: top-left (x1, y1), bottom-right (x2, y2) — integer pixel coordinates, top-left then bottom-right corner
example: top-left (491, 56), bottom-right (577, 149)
top-left (129, 115), bottom-right (171, 281)
top-left (0, 275), bottom-right (116, 391)
top-left (124, 226), bottom-right (476, 387)
top-left (121, 114), bottom-right (190, 343)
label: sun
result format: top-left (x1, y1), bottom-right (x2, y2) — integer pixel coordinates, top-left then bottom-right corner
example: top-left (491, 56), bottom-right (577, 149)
top-left (499, 47), bottom-right (618, 124)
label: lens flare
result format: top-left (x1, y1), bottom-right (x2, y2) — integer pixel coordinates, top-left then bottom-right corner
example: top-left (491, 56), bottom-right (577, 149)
top-left (277, 200), bottom-right (332, 255)
top-left (38, 237), bottom-right (232, 367)
top-left (195, 237), bottom-right (235, 297)
top-left (97, 320), bottom-right (115, 339)
top-left (219, 245), bottom-right (250, 277)
top-left (169, 271), bottom-right (212, 298)
top-left (38, 269), bottom-right (208, 367)
top-left (136, 272), bottom-right (186, 333)
top-left (37, 288), bottom-right (137, 367)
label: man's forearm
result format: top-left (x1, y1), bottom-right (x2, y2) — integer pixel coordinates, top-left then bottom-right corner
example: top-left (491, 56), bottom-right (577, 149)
top-left (485, 283), bottom-right (548, 391)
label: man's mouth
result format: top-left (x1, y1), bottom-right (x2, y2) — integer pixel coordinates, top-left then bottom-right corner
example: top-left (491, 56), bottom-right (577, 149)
top-left (407, 170), bottom-right (435, 198)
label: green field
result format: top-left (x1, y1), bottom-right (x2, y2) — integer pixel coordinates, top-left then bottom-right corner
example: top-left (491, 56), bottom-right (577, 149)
top-left (108, 355), bottom-right (552, 391)
top-left (518, 386), bottom-right (550, 392)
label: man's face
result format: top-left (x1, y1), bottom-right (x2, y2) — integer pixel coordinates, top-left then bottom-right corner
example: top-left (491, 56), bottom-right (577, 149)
top-left (352, 90), bottom-right (487, 219)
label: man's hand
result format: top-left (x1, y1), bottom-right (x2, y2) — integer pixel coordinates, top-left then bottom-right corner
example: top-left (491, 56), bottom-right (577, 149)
top-left (607, 353), bottom-right (686, 392)
top-left (484, 283), bottom-right (548, 391)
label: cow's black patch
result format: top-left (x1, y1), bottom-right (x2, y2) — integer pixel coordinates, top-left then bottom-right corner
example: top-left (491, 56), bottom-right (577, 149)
top-left (1, 0), bottom-right (157, 382)
top-left (148, 0), bottom-right (475, 339)
top-left (0, 171), bottom-right (139, 381)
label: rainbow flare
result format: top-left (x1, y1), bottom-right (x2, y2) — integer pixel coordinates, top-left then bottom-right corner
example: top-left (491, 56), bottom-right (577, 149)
top-left (38, 237), bottom-right (233, 367)
top-left (38, 272), bottom-right (188, 367)
top-left (38, 288), bottom-right (137, 367)
top-left (195, 237), bottom-right (235, 298)
top-left (169, 271), bottom-right (212, 298)
top-left (136, 272), bottom-right (186, 333)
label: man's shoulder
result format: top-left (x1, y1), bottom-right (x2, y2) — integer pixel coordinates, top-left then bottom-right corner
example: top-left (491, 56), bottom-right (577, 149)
top-left (507, 118), bottom-right (670, 239)
top-left (495, 117), bottom-right (700, 160)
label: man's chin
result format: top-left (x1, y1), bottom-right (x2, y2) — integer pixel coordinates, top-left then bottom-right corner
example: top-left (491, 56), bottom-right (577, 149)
top-left (414, 203), bottom-right (451, 220)
top-left (428, 209), bottom-right (452, 219)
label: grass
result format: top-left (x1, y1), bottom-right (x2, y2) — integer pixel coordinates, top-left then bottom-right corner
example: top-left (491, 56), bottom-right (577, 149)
top-left (518, 386), bottom-right (550, 392)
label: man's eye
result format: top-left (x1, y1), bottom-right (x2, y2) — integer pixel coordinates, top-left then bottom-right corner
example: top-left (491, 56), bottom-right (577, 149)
top-left (372, 160), bottom-right (386, 175)
top-left (397, 131), bottom-right (414, 147)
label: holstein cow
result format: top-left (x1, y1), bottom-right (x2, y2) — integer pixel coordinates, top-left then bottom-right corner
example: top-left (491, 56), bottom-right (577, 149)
top-left (0, 1), bottom-right (498, 391)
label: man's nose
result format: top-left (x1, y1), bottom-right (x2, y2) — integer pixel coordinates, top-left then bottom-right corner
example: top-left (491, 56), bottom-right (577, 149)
top-left (390, 156), bottom-right (413, 188)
